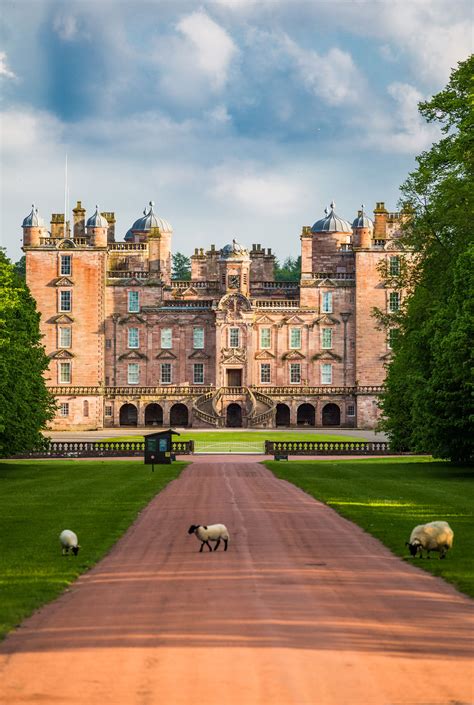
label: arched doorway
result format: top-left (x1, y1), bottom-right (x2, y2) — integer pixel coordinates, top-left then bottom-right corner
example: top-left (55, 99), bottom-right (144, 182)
top-left (275, 403), bottom-right (290, 427)
top-left (170, 403), bottom-right (189, 427)
top-left (120, 403), bottom-right (138, 426)
top-left (297, 403), bottom-right (315, 426)
top-left (226, 403), bottom-right (242, 428)
top-left (145, 403), bottom-right (163, 427)
top-left (322, 403), bottom-right (341, 426)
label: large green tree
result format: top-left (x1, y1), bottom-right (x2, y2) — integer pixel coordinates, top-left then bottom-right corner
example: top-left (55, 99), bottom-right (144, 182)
top-left (0, 251), bottom-right (55, 456)
top-left (171, 252), bottom-right (191, 280)
top-left (379, 55), bottom-right (474, 462)
top-left (274, 255), bottom-right (301, 281)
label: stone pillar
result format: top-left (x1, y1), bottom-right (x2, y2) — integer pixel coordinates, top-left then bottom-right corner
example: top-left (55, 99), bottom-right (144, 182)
top-left (73, 201), bottom-right (86, 238)
top-left (300, 226), bottom-right (313, 275)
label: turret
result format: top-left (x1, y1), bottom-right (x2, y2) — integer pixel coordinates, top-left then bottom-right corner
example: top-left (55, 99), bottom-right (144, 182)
top-left (86, 205), bottom-right (108, 247)
top-left (22, 204), bottom-right (46, 247)
top-left (352, 205), bottom-right (373, 249)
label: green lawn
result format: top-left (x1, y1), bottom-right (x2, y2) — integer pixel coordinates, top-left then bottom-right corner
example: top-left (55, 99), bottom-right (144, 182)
top-left (265, 457), bottom-right (474, 598)
top-left (0, 459), bottom-right (186, 641)
top-left (100, 430), bottom-right (364, 444)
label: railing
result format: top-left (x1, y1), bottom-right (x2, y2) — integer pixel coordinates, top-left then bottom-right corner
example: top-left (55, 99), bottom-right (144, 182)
top-left (248, 389), bottom-right (276, 427)
top-left (252, 386), bottom-right (357, 396)
top-left (160, 300), bottom-right (214, 308)
top-left (48, 386), bottom-right (104, 395)
top-left (39, 237), bottom-right (91, 247)
top-left (104, 386), bottom-right (213, 397)
top-left (15, 440), bottom-right (194, 458)
top-left (219, 387), bottom-right (246, 395)
top-left (338, 244), bottom-right (353, 252)
top-left (107, 271), bottom-right (150, 279)
top-left (311, 272), bottom-right (355, 280)
top-left (46, 385), bottom-right (384, 398)
top-left (251, 281), bottom-right (299, 290)
top-left (108, 243), bottom-right (148, 251)
top-left (170, 280), bottom-right (217, 289)
top-left (265, 440), bottom-right (391, 455)
top-left (373, 240), bottom-right (386, 247)
top-left (192, 390), bottom-right (221, 427)
top-left (253, 300), bottom-right (300, 308)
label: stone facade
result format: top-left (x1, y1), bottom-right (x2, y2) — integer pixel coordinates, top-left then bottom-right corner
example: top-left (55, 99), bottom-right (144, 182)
top-left (22, 200), bottom-right (408, 430)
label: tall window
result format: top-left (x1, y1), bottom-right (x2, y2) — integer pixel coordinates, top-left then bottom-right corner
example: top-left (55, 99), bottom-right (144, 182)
top-left (347, 404), bottom-right (355, 417)
top-left (59, 290), bottom-right (71, 312)
top-left (128, 328), bottom-right (139, 348)
top-left (193, 363), bottom-right (204, 384)
top-left (289, 328), bottom-right (302, 349)
top-left (322, 291), bottom-right (333, 313)
top-left (59, 327), bottom-right (71, 348)
top-left (260, 328), bottom-right (271, 349)
top-left (83, 400), bottom-right (89, 417)
top-left (321, 328), bottom-right (332, 349)
top-left (389, 292), bottom-right (400, 312)
top-left (260, 363), bottom-right (271, 383)
top-left (160, 363), bottom-right (172, 384)
top-left (388, 328), bottom-right (399, 349)
top-left (60, 402), bottom-right (69, 417)
top-left (193, 327), bottom-right (204, 349)
top-left (389, 256), bottom-right (400, 276)
top-left (128, 291), bottom-right (139, 313)
top-left (321, 363), bottom-right (332, 385)
top-left (59, 361), bottom-right (71, 384)
top-left (289, 363), bottom-right (301, 384)
top-left (127, 363), bottom-right (139, 385)
top-left (161, 328), bottom-right (172, 349)
top-left (229, 327), bottom-right (240, 348)
top-left (60, 255), bottom-right (71, 276)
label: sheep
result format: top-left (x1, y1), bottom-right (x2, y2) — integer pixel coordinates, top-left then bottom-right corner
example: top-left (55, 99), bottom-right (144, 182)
top-left (60, 529), bottom-right (80, 556)
top-left (406, 521), bottom-right (453, 559)
top-left (188, 524), bottom-right (229, 552)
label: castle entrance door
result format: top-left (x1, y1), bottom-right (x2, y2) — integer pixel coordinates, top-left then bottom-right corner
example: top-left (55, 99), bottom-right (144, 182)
top-left (226, 369), bottom-right (242, 387)
top-left (226, 403), bottom-right (242, 428)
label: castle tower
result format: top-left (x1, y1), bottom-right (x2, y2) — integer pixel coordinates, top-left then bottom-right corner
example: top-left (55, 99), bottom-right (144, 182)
top-left (125, 201), bottom-right (172, 283)
top-left (218, 239), bottom-right (251, 297)
top-left (22, 204), bottom-right (46, 247)
top-left (352, 204), bottom-right (373, 249)
top-left (86, 205), bottom-right (109, 247)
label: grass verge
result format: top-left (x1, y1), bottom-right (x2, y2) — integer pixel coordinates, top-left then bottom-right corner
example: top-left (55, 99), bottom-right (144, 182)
top-left (0, 459), bottom-right (186, 641)
top-left (265, 457), bottom-right (474, 598)
top-left (99, 430), bottom-right (365, 443)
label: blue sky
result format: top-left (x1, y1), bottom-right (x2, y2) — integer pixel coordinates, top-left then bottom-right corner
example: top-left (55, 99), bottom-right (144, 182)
top-left (1, 0), bottom-right (472, 262)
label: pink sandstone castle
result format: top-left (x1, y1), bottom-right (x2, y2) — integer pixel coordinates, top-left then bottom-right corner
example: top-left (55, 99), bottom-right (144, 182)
top-left (22, 199), bottom-right (406, 430)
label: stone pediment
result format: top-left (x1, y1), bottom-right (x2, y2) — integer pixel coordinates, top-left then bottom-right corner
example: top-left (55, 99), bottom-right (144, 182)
top-left (119, 314), bottom-right (146, 325)
top-left (221, 347), bottom-right (246, 363)
top-left (314, 314), bottom-right (340, 326)
top-left (384, 239), bottom-right (404, 251)
top-left (181, 287), bottom-right (200, 297)
top-left (53, 277), bottom-right (74, 287)
top-left (118, 351), bottom-right (148, 361)
top-left (254, 350), bottom-right (275, 360)
top-left (217, 292), bottom-right (252, 313)
top-left (155, 350), bottom-right (177, 360)
top-left (58, 239), bottom-right (76, 249)
top-left (50, 314), bottom-right (74, 324)
top-left (316, 278), bottom-right (336, 287)
top-left (49, 349), bottom-right (74, 359)
top-left (281, 350), bottom-right (305, 360)
top-left (312, 351), bottom-right (342, 362)
top-left (254, 315), bottom-right (275, 325)
top-left (188, 350), bottom-right (210, 360)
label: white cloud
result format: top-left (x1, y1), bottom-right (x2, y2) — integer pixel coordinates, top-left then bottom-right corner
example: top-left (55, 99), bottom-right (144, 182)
top-left (0, 51), bottom-right (16, 79)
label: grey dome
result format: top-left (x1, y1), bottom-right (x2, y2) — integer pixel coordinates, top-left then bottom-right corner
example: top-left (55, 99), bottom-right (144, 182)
top-left (22, 204), bottom-right (44, 228)
top-left (220, 239), bottom-right (249, 259)
top-left (311, 201), bottom-right (352, 233)
top-left (86, 205), bottom-right (109, 229)
top-left (129, 201), bottom-right (172, 234)
top-left (352, 204), bottom-right (374, 230)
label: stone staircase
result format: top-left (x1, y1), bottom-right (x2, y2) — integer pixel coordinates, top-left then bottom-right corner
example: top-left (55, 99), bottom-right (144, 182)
top-left (192, 386), bottom-right (276, 427)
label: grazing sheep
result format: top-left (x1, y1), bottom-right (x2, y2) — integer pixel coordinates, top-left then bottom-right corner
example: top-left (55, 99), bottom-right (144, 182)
top-left (60, 529), bottom-right (80, 556)
top-left (406, 521), bottom-right (453, 559)
top-left (188, 524), bottom-right (229, 552)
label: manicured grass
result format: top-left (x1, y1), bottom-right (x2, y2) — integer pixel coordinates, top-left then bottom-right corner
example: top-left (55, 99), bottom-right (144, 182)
top-left (0, 459), bottom-right (186, 640)
top-left (100, 431), bottom-right (364, 443)
top-left (265, 457), bottom-right (474, 597)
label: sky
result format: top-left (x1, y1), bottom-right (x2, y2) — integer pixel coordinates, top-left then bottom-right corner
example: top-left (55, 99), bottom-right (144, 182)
top-left (0, 0), bottom-right (472, 263)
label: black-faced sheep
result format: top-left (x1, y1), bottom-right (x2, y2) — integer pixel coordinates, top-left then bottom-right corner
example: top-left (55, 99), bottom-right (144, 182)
top-left (60, 529), bottom-right (80, 556)
top-left (406, 521), bottom-right (453, 559)
top-left (188, 524), bottom-right (229, 552)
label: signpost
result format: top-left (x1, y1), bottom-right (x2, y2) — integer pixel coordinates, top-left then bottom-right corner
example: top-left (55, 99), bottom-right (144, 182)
top-left (144, 429), bottom-right (180, 471)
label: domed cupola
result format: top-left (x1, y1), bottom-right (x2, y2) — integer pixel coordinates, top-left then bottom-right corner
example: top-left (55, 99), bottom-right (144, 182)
top-left (311, 201), bottom-right (352, 233)
top-left (86, 205), bottom-right (109, 229)
top-left (22, 204), bottom-right (45, 228)
top-left (219, 238), bottom-right (249, 260)
top-left (352, 204), bottom-right (374, 230)
top-left (126, 201), bottom-right (172, 240)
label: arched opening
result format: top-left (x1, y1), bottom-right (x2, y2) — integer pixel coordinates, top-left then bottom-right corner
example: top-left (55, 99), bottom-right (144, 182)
top-left (170, 403), bottom-right (189, 427)
top-left (275, 403), bottom-right (290, 427)
top-left (226, 403), bottom-right (242, 428)
top-left (120, 403), bottom-right (138, 427)
top-left (145, 403), bottom-right (163, 427)
top-left (322, 403), bottom-right (341, 426)
top-left (83, 400), bottom-right (89, 417)
top-left (297, 403), bottom-right (315, 427)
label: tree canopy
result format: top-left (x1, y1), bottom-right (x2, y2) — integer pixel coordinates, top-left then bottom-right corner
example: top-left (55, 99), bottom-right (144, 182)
top-left (171, 252), bottom-right (191, 280)
top-left (0, 251), bottom-right (55, 456)
top-left (379, 55), bottom-right (474, 463)
top-left (274, 255), bottom-right (301, 281)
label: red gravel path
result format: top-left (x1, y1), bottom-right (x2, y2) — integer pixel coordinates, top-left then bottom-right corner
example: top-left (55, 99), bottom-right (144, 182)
top-left (1, 458), bottom-right (472, 705)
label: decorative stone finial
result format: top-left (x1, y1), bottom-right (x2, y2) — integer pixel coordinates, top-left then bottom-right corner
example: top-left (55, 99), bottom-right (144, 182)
top-left (330, 200), bottom-right (336, 210)
top-left (324, 207), bottom-right (329, 215)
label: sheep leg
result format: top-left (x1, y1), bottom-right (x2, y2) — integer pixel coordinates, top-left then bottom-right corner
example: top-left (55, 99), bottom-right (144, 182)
top-left (199, 542), bottom-right (204, 553)
top-left (213, 538), bottom-right (221, 551)
top-left (205, 540), bottom-right (212, 551)
top-left (223, 538), bottom-right (228, 551)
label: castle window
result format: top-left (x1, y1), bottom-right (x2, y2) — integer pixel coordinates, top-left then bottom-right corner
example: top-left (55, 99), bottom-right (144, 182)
top-left (127, 363), bottom-right (139, 385)
top-left (260, 363), bottom-right (271, 383)
top-left (289, 363), bottom-right (301, 384)
top-left (60, 255), bottom-right (71, 276)
top-left (321, 363), bottom-right (332, 385)
top-left (193, 363), bottom-right (204, 384)
top-left (59, 290), bottom-right (71, 312)
top-left (229, 327), bottom-right (240, 348)
top-left (161, 328), bottom-right (172, 349)
top-left (389, 256), bottom-right (400, 276)
top-left (128, 328), bottom-right (139, 349)
top-left (193, 327), bottom-right (204, 349)
top-left (128, 291), bottom-right (140, 313)
top-left (321, 328), bottom-right (332, 349)
top-left (322, 292), bottom-right (333, 313)
top-left (59, 327), bottom-right (71, 348)
top-left (60, 403), bottom-right (69, 417)
top-left (83, 400), bottom-right (89, 417)
top-left (105, 406), bottom-right (113, 417)
top-left (260, 328), bottom-right (271, 349)
top-left (59, 361), bottom-right (71, 384)
top-left (106, 339), bottom-right (112, 349)
top-left (347, 404), bottom-right (355, 416)
top-left (389, 292), bottom-right (400, 312)
top-left (388, 327), bottom-right (399, 349)
top-left (289, 328), bottom-right (301, 349)
top-left (160, 363), bottom-right (172, 384)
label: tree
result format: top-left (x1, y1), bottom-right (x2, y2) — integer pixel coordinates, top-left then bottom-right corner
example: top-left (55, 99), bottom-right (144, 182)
top-left (14, 256), bottom-right (26, 278)
top-left (378, 56), bottom-right (474, 463)
top-left (274, 255), bottom-right (301, 281)
top-left (0, 251), bottom-right (55, 456)
top-left (171, 252), bottom-right (191, 280)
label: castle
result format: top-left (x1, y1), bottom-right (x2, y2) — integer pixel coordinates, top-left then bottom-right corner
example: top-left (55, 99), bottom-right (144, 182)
top-left (22, 198), bottom-right (406, 430)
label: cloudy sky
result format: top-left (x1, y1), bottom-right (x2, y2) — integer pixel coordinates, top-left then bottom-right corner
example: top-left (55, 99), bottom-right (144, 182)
top-left (1, 0), bottom-right (472, 262)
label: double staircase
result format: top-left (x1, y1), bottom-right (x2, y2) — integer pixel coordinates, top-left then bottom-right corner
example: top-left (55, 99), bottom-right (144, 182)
top-left (192, 386), bottom-right (275, 427)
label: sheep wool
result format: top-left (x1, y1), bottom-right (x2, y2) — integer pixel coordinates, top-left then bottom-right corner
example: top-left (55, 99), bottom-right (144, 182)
top-left (60, 529), bottom-right (80, 556)
top-left (188, 523), bottom-right (229, 552)
top-left (406, 521), bottom-right (453, 559)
